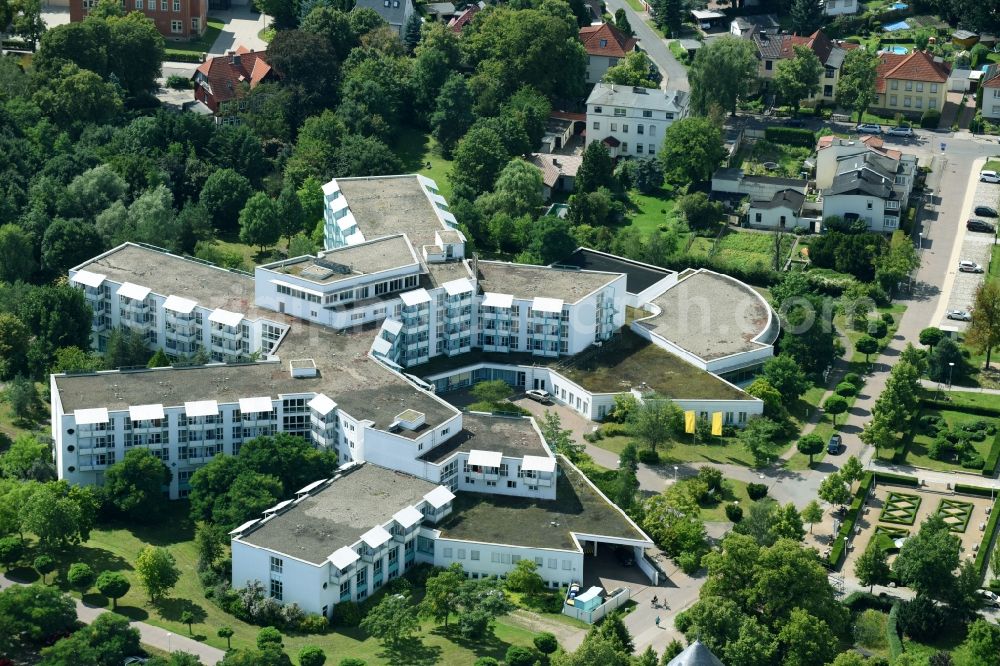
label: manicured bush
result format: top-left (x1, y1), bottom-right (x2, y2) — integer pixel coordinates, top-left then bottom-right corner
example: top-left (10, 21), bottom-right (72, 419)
top-left (983, 431), bottom-right (1000, 477)
top-left (828, 472), bottom-right (874, 568)
top-left (67, 563), bottom-right (95, 590)
top-left (747, 482), bottom-right (768, 500)
top-left (473, 659), bottom-right (500, 666)
top-left (505, 645), bottom-right (538, 666)
top-left (257, 626), bottom-right (283, 649)
top-left (534, 632), bottom-right (558, 655)
top-left (339, 659), bottom-right (367, 666)
top-left (637, 448), bottom-right (660, 465)
top-left (599, 423), bottom-right (631, 438)
top-left (844, 372), bottom-right (864, 389)
top-left (844, 590), bottom-right (893, 613)
top-left (836, 382), bottom-right (858, 397)
top-left (299, 613), bottom-right (329, 634)
top-left (974, 498), bottom-right (1000, 579)
top-left (873, 471), bottom-right (919, 487)
top-left (166, 74), bottom-right (194, 89)
top-left (918, 398), bottom-right (1000, 417)
top-left (725, 503), bottom-right (744, 522)
top-left (920, 109), bottom-right (941, 128)
top-left (299, 645), bottom-right (327, 666)
top-left (764, 126), bottom-right (817, 147)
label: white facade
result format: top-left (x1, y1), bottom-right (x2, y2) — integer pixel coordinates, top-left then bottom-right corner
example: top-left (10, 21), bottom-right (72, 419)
top-left (824, 0), bottom-right (858, 15)
top-left (821, 193), bottom-right (903, 234)
top-left (585, 83), bottom-right (689, 159)
top-left (983, 83), bottom-right (1000, 121)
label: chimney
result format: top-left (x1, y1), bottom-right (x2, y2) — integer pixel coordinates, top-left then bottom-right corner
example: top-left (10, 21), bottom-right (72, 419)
top-left (230, 51), bottom-right (240, 66)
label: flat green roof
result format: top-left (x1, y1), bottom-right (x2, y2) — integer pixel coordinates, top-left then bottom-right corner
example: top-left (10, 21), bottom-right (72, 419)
top-left (437, 462), bottom-right (648, 550)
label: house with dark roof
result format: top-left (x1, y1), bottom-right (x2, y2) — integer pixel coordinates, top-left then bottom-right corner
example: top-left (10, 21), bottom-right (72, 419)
top-left (193, 46), bottom-right (277, 125)
top-left (823, 0), bottom-right (858, 15)
top-left (821, 150), bottom-right (915, 233)
top-left (354, 0), bottom-right (415, 36)
top-left (528, 153), bottom-right (583, 200)
top-left (873, 50), bottom-right (950, 117)
top-left (729, 14), bottom-right (778, 39)
top-left (579, 22), bottom-right (639, 83)
top-left (666, 640), bottom-right (724, 666)
top-left (754, 29), bottom-right (855, 105)
top-left (747, 189), bottom-right (806, 230)
top-left (585, 83), bottom-right (688, 159)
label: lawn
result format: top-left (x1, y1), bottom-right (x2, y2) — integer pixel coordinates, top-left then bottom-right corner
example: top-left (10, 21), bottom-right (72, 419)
top-left (698, 478), bottom-right (752, 521)
top-left (710, 230), bottom-right (794, 273)
top-left (983, 160), bottom-right (1000, 173)
top-left (740, 140), bottom-right (812, 179)
top-left (164, 18), bottom-right (224, 58)
top-left (938, 390), bottom-right (1000, 412)
top-left (593, 434), bottom-right (777, 468)
top-left (937, 498), bottom-right (974, 533)
top-left (836, 304), bottom-right (906, 365)
top-left (906, 408), bottom-right (995, 472)
top-left (624, 189), bottom-right (682, 235)
top-left (393, 128), bottom-right (455, 203)
top-left (16, 503), bottom-right (545, 665)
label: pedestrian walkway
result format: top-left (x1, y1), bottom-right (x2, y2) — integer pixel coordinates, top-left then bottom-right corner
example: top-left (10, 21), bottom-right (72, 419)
top-left (919, 378), bottom-right (1000, 395)
top-left (0, 573), bottom-right (225, 665)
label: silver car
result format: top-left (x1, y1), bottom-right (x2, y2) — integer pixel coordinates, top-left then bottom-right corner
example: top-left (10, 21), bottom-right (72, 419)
top-left (947, 310), bottom-right (972, 321)
top-left (887, 126), bottom-right (914, 137)
top-left (959, 260), bottom-right (984, 273)
top-left (982, 171), bottom-right (1000, 183)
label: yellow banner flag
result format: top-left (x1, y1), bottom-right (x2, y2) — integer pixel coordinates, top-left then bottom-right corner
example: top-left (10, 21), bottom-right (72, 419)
top-left (684, 410), bottom-right (696, 434)
top-left (711, 412), bottom-right (723, 436)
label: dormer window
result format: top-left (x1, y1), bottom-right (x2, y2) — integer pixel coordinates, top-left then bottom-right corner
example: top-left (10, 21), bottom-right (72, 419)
top-left (599, 39), bottom-right (608, 48)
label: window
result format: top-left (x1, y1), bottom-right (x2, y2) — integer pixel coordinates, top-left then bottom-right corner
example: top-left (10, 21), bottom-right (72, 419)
top-left (610, 123), bottom-right (617, 131)
top-left (648, 144), bottom-right (655, 154)
top-left (903, 96), bottom-right (911, 108)
top-left (905, 81), bottom-right (913, 91)
top-left (471, 550), bottom-right (480, 561)
top-left (491, 552), bottom-right (501, 563)
top-left (930, 83), bottom-right (938, 93)
top-left (765, 60), bottom-right (773, 71)
top-left (594, 106), bottom-right (602, 113)
top-left (592, 121), bottom-right (600, 130)
top-left (916, 82), bottom-right (924, 92)
top-left (457, 549), bottom-right (465, 560)
top-left (890, 95), bottom-right (897, 106)
top-left (755, 213), bottom-right (762, 223)
top-left (622, 124), bottom-right (628, 133)
top-left (891, 80), bottom-right (899, 90)
top-left (637, 124), bottom-right (644, 135)
top-left (613, 108), bottom-right (626, 117)
top-left (270, 556), bottom-right (283, 573)
top-left (915, 97), bottom-right (922, 109)
top-left (173, 0), bottom-right (179, 9)
top-left (161, 0), bottom-right (167, 8)
top-left (270, 579), bottom-right (283, 600)
top-left (171, 19), bottom-right (182, 32)
top-left (599, 39), bottom-right (608, 48)
top-left (562, 560), bottom-right (571, 570)
top-left (621, 142), bottom-right (628, 152)
top-left (867, 201), bottom-right (873, 210)
top-left (443, 547), bottom-right (453, 558)
top-left (824, 85), bottom-right (833, 97)
top-left (548, 558), bottom-right (557, 569)
top-left (825, 66), bottom-right (835, 79)
top-left (642, 109), bottom-right (652, 118)
top-left (135, 0), bottom-right (143, 8)
top-left (636, 144), bottom-right (644, 154)
top-left (339, 581), bottom-right (350, 596)
top-left (192, 17), bottom-right (199, 30)
top-left (648, 125), bottom-right (656, 136)
top-left (507, 480), bottom-right (516, 488)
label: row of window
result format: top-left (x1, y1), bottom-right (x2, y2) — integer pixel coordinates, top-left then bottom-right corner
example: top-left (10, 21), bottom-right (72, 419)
top-left (889, 80), bottom-right (939, 93)
top-left (591, 121), bottom-right (657, 137)
top-left (592, 106), bottom-right (656, 119)
top-left (886, 95), bottom-right (936, 110)
top-left (276, 283), bottom-right (322, 304)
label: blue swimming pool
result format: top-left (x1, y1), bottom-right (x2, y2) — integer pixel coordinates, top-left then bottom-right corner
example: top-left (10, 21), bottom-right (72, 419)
top-left (886, 45), bottom-right (909, 54)
top-left (891, 2), bottom-right (908, 8)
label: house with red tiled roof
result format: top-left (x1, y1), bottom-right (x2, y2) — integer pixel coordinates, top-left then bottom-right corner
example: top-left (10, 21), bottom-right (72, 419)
top-left (193, 46), bottom-right (277, 125)
top-left (579, 22), bottom-right (638, 84)
top-left (754, 29), bottom-right (854, 106)
top-left (873, 50), bottom-right (950, 117)
top-left (448, 1), bottom-right (483, 33)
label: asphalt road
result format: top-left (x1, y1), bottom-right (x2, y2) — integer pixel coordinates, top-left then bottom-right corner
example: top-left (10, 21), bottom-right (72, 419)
top-left (602, 0), bottom-right (689, 91)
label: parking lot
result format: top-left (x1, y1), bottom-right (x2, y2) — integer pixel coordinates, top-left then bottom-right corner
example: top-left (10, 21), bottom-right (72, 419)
top-left (941, 178), bottom-right (999, 328)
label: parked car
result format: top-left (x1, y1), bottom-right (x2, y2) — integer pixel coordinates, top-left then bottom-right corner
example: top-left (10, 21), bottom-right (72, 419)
top-left (947, 310), bottom-right (972, 321)
top-left (887, 126), bottom-right (914, 137)
top-left (614, 546), bottom-right (636, 567)
top-left (959, 260), bottom-right (985, 273)
top-left (982, 170), bottom-right (1000, 183)
top-left (975, 205), bottom-right (998, 217)
top-left (525, 389), bottom-right (552, 404)
top-left (967, 218), bottom-right (996, 233)
top-left (981, 589), bottom-right (1000, 608)
top-left (856, 123), bottom-right (883, 134)
top-left (827, 434), bottom-right (842, 454)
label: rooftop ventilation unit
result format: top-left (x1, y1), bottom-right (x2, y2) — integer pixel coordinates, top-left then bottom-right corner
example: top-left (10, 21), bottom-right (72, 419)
top-left (395, 409), bottom-right (426, 431)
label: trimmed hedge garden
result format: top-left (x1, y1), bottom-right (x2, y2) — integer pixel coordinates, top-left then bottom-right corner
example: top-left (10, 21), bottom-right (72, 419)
top-left (874, 471), bottom-right (920, 487)
top-left (828, 472), bottom-right (874, 568)
top-left (880, 492), bottom-right (921, 526)
top-left (936, 498), bottom-right (974, 533)
top-left (974, 497), bottom-right (1000, 581)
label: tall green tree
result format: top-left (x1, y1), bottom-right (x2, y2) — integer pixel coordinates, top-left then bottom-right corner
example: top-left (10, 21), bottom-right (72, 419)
top-left (0, 314), bottom-right (30, 381)
top-left (789, 0), bottom-right (823, 35)
top-left (102, 449), bottom-right (171, 522)
top-left (200, 169), bottom-right (253, 233)
top-left (239, 193), bottom-right (281, 253)
top-left (773, 44), bottom-right (823, 113)
top-left (854, 539), bottom-right (890, 592)
top-left (761, 354), bottom-right (809, 402)
top-left (893, 514), bottom-right (960, 599)
top-left (627, 399), bottom-right (681, 452)
top-left (0, 433), bottom-right (52, 480)
top-left (688, 37), bottom-right (759, 115)
top-left (96, 572), bottom-right (130, 609)
top-left (450, 122), bottom-right (510, 197)
top-left (603, 52), bottom-right (658, 88)
top-left (650, 0), bottom-right (683, 36)
top-left (135, 545), bottom-right (180, 602)
top-left (360, 593), bottom-right (420, 646)
top-left (738, 416), bottom-right (780, 467)
top-left (817, 471), bottom-right (851, 506)
top-left (659, 118), bottom-right (726, 185)
top-left (431, 74), bottom-right (475, 159)
top-left (40, 612), bottom-right (141, 666)
top-left (966, 280), bottom-right (1000, 369)
top-left (0, 584), bottom-right (77, 653)
top-left (837, 48), bottom-right (879, 121)
top-left (796, 434), bottom-right (824, 466)
top-left (421, 563), bottom-right (465, 627)
top-left (614, 443), bottom-right (640, 509)
top-left (575, 141), bottom-right (615, 194)
top-left (0, 225), bottom-right (36, 283)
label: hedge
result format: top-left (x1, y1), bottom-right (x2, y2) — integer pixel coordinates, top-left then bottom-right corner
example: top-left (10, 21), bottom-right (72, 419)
top-left (828, 472), bottom-right (874, 568)
top-left (954, 483), bottom-right (998, 498)
top-left (764, 126), bottom-right (817, 147)
top-left (974, 497), bottom-right (1000, 581)
top-left (887, 602), bottom-right (904, 660)
top-left (873, 471), bottom-right (920, 487)
top-left (844, 591), bottom-right (894, 613)
top-left (983, 430), bottom-right (1000, 477)
top-left (917, 398), bottom-right (1000, 418)
top-left (164, 51), bottom-right (204, 63)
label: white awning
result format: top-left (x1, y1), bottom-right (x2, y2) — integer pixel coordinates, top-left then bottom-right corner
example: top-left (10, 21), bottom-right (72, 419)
top-left (229, 519), bottom-right (260, 535)
top-left (371, 338), bottom-right (392, 356)
top-left (468, 449), bottom-right (503, 468)
top-left (272, 279), bottom-right (324, 298)
top-left (345, 231), bottom-right (366, 245)
top-left (532, 296), bottom-right (564, 314)
top-left (443, 278), bottom-right (474, 297)
top-left (330, 196), bottom-right (350, 214)
top-left (382, 319), bottom-right (403, 335)
top-left (296, 478), bottom-right (327, 495)
top-left (185, 400), bottom-right (218, 417)
top-left (424, 485), bottom-right (456, 509)
top-left (209, 308), bottom-right (244, 328)
top-left (239, 396), bottom-right (273, 414)
top-left (576, 586), bottom-right (603, 604)
top-left (118, 282), bottom-right (151, 301)
top-left (163, 295), bottom-right (198, 314)
top-left (482, 292), bottom-right (514, 309)
top-left (360, 524), bottom-right (392, 549)
top-left (74, 407), bottom-right (109, 425)
top-left (129, 403), bottom-right (164, 422)
top-left (308, 394), bottom-right (337, 416)
top-left (400, 288), bottom-right (431, 307)
top-left (336, 212), bottom-right (356, 230)
top-left (393, 505), bottom-right (424, 529)
top-left (71, 270), bottom-right (106, 288)
top-left (522, 455), bottom-right (557, 473)
top-left (328, 546), bottom-right (360, 570)
top-left (264, 499), bottom-right (295, 514)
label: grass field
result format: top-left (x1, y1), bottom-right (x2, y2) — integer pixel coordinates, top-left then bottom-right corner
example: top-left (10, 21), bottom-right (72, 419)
top-left (14, 504), bottom-right (545, 665)
top-left (711, 231), bottom-right (793, 272)
top-left (593, 434), bottom-right (780, 468)
top-left (739, 140), bottom-right (812, 179)
top-left (906, 408), bottom-right (995, 472)
top-left (698, 479), bottom-right (752, 521)
top-left (164, 18), bottom-right (224, 58)
top-left (983, 160), bottom-right (1000, 173)
top-left (625, 189), bottom-right (682, 235)
top-left (394, 128), bottom-right (455, 202)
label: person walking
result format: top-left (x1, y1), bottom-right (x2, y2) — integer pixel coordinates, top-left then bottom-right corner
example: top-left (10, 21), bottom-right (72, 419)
top-left (655, 615), bottom-right (661, 628)
top-left (651, 595), bottom-right (658, 607)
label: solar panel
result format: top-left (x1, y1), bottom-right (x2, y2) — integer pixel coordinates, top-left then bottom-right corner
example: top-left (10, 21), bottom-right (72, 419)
top-left (315, 258), bottom-right (352, 275)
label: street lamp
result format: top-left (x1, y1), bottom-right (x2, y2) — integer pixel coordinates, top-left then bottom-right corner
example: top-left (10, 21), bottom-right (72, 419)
top-left (918, 232), bottom-right (923, 250)
top-left (673, 465), bottom-right (678, 482)
top-left (167, 633), bottom-right (172, 651)
top-left (948, 361), bottom-right (955, 390)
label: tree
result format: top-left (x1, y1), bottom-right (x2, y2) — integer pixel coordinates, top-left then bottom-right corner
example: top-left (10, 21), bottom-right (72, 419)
top-left (614, 8), bottom-right (632, 35)
top-left (257, 626), bottom-right (283, 650)
top-left (660, 118), bottom-right (726, 186)
top-left (603, 51), bottom-right (657, 88)
top-left (919, 327), bottom-right (945, 348)
top-left (854, 539), bottom-right (890, 592)
top-left (761, 354), bottom-right (809, 403)
top-left (688, 37), bottom-right (759, 115)
top-left (180, 609), bottom-right (195, 635)
top-left (576, 141), bottom-right (615, 194)
top-left (841, 456), bottom-right (864, 484)
top-left (649, 0), bottom-right (682, 36)
top-left (614, 443), bottom-right (640, 510)
top-left (450, 122), bottom-right (509, 196)
top-left (276, 184), bottom-right (306, 243)
top-left (823, 395), bottom-right (848, 426)
top-left (738, 416), bottom-right (780, 467)
top-left (837, 48), bottom-right (879, 121)
top-left (773, 44), bottom-right (823, 113)
top-left (733, 499), bottom-right (804, 546)
top-left (634, 158), bottom-right (664, 194)
top-left (505, 646), bottom-right (537, 666)
top-left (96, 571), bottom-right (130, 609)
top-left (677, 191), bottom-right (725, 230)
top-left (0, 315), bottom-right (30, 381)
top-left (33, 63), bottom-right (123, 126)
top-left (22, 481), bottom-right (95, 549)
top-left (796, 434), bottom-right (824, 467)
top-left (0, 536), bottom-right (25, 570)
top-left (928, 337), bottom-right (965, 384)
top-left (218, 626), bottom-right (235, 650)
top-left (534, 632), bottom-right (558, 655)
top-left (0, 225), bottom-right (36, 283)
top-left (421, 562), bottom-right (465, 627)
top-left (239, 193), bottom-right (281, 253)
top-left (539, 410), bottom-right (584, 461)
top-left (403, 11), bottom-right (422, 53)
top-left (453, 576), bottom-right (514, 639)
top-left (333, 134), bottom-right (402, 177)
top-left (776, 607), bottom-right (837, 666)
top-left (41, 217), bottom-right (104, 275)
top-left (41, 612), bottom-right (142, 666)
top-left (67, 562), bottom-right (96, 590)
top-left (296, 646), bottom-right (326, 666)
top-left (34, 554), bottom-right (56, 583)
top-left (102, 449), bottom-right (172, 522)
top-left (476, 159), bottom-right (544, 219)
top-left (789, 0), bottom-right (823, 35)
top-left (6, 376), bottom-right (39, 423)
top-left (801, 500), bottom-right (823, 534)
top-left (875, 230), bottom-right (920, 296)
top-left (135, 546), bottom-right (181, 602)
top-left (526, 216), bottom-right (577, 265)
top-left (627, 399), bottom-right (681, 452)
top-left (430, 74), bottom-right (475, 159)
top-left (255, 0), bottom-right (298, 28)
top-left (200, 169), bottom-right (253, 233)
top-left (506, 558), bottom-right (545, 596)
top-left (817, 471), bottom-right (851, 507)
top-left (855, 334), bottom-right (879, 363)
top-left (0, 433), bottom-right (51, 480)
top-left (0, 584), bottom-right (77, 653)
top-left (956, 619), bottom-right (1000, 666)
top-left (360, 592), bottom-right (419, 646)
top-left (893, 514), bottom-right (960, 599)
top-left (967, 280), bottom-right (1000, 369)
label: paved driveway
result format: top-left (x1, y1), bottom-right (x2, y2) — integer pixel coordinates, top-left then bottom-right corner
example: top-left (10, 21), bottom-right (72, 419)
top-left (602, 0), bottom-right (688, 91)
top-left (208, 6), bottom-right (269, 55)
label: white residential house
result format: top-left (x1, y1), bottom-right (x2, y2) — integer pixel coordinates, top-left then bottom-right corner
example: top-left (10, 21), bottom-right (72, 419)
top-left (983, 71), bottom-right (1000, 121)
top-left (823, 0), bottom-right (858, 15)
top-left (821, 164), bottom-right (905, 233)
top-left (353, 0), bottom-right (414, 35)
top-left (747, 189), bottom-right (806, 230)
top-left (585, 83), bottom-right (689, 159)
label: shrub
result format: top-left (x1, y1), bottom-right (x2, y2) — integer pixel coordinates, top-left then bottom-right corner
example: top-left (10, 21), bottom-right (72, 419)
top-left (637, 448), bottom-right (660, 465)
top-left (873, 471), bottom-right (919, 487)
top-left (854, 609), bottom-right (887, 649)
top-left (887, 602), bottom-right (903, 659)
top-left (984, 431), bottom-right (1000, 477)
top-left (333, 601), bottom-right (362, 627)
top-left (897, 595), bottom-right (945, 639)
top-left (300, 614), bottom-right (329, 634)
top-left (599, 422), bottom-right (631, 438)
top-left (166, 74), bottom-right (194, 89)
top-left (299, 646), bottom-right (327, 666)
top-left (505, 645), bottom-right (538, 666)
top-left (0, 536), bottom-right (24, 569)
top-left (257, 626), bottom-right (283, 649)
top-left (961, 454), bottom-right (985, 470)
top-left (339, 659), bottom-right (367, 666)
top-left (835, 382), bottom-right (857, 397)
top-left (844, 372), bottom-right (863, 389)
top-left (725, 503), bottom-right (744, 522)
top-left (534, 632), bottom-right (558, 654)
top-left (678, 551), bottom-right (701, 574)
top-left (764, 126), bottom-right (817, 147)
top-left (281, 602), bottom-right (306, 630)
top-left (67, 563), bottom-right (95, 590)
top-left (919, 109), bottom-right (941, 128)
top-left (974, 498), bottom-right (1000, 578)
top-left (844, 591), bottom-right (893, 613)
top-left (384, 576), bottom-right (412, 595)
top-left (747, 482), bottom-right (769, 500)
top-left (473, 659), bottom-right (500, 666)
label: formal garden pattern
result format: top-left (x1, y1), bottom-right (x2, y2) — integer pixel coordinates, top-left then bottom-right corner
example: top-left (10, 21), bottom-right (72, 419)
top-left (936, 498), bottom-right (975, 533)
top-left (879, 492), bottom-right (922, 526)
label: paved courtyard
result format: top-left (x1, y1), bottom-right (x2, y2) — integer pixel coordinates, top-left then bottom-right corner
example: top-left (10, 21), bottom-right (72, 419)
top-left (208, 6), bottom-right (268, 55)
